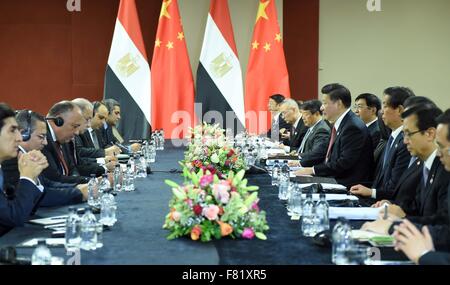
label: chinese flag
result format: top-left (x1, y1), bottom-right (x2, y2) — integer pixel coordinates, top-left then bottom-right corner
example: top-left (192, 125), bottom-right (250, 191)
top-left (151, 0), bottom-right (194, 139)
top-left (245, 0), bottom-right (290, 134)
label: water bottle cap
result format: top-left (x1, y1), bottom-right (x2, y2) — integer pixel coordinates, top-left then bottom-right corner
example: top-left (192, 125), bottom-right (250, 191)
top-left (274, 160), bottom-right (279, 163)
top-left (115, 164), bottom-right (120, 168)
top-left (37, 239), bottom-right (47, 246)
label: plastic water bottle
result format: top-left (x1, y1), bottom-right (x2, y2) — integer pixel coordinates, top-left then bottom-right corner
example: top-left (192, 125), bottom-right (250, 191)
top-left (113, 164), bottom-right (122, 193)
top-left (148, 142), bottom-right (156, 163)
top-left (332, 217), bottom-right (353, 264)
top-left (314, 193), bottom-right (330, 233)
top-left (98, 174), bottom-right (110, 195)
top-left (65, 207), bottom-right (81, 250)
top-left (80, 208), bottom-right (97, 251)
top-left (87, 175), bottom-right (98, 207)
top-left (301, 193), bottom-right (315, 237)
top-left (137, 154), bottom-right (147, 178)
top-left (281, 160), bottom-right (290, 181)
top-left (31, 239), bottom-right (52, 265)
top-left (160, 129), bottom-right (165, 150)
top-left (128, 155), bottom-right (136, 179)
top-left (278, 178), bottom-right (289, 200)
top-left (124, 164), bottom-right (135, 192)
top-left (271, 160), bottom-right (281, 186)
top-left (100, 190), bottom-right (117, 227)
top-left (288, 183), bottom-right (302, 216)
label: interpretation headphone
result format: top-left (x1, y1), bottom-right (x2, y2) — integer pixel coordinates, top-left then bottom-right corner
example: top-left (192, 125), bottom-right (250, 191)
top-left (45, 116), bottom-right (64, 127)
top-left (20, 110), bottom-right (32, 142)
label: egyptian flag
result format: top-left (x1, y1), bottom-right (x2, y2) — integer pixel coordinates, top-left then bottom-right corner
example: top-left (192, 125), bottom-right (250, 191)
top-left (245, 0), bottom-right (290, 135)
top-left (151, 0), bottom-right (194, 139)
top-left (104, 0), bottom-right (151, 141)
top-left (195, 0), bottom-right (245, 133)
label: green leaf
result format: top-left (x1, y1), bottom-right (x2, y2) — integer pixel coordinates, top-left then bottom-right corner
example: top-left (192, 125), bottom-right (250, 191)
top-left (244, 192), bottom-right (258, 208)
top-left (255, 232), bottom-right (267, 240)
top-left (165, 180), bottom-right (179, 189)
top-left (172, 187), bottom-right (187, 200)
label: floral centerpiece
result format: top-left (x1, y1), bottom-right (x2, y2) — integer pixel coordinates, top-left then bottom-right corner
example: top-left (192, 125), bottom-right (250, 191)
top-left (182, 123), bottom-right (246, 177)
top-left (163, 169), bottom-right (269, 242)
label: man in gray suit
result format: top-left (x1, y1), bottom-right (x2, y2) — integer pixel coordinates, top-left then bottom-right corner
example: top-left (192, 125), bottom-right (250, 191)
top-left (290, 100), bottom-right (330, 167)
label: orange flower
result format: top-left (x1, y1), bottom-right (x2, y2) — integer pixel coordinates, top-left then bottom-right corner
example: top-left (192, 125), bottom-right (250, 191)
top-left (217, 221), bottom-right (233, 237)
top-left (191, 225), bottom-right (202, 241)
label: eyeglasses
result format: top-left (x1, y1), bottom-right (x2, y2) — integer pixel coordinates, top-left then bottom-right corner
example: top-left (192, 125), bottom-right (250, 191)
top-left (403, 129), bottom-right (423, 139)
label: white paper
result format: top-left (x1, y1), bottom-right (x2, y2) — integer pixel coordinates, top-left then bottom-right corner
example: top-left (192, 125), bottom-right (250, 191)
top-left (329, 207), bottom-right (381, 220)
top-left (302, 194), bottom-right (358, 201)
top-left (21, 238), bottom-right (66, 247)
top-left (297, 183), bottom-right (347, 190)
top-left (351, 230), bottom-right (390, 241)
top-left (28, 215), bottom-right (68, 226)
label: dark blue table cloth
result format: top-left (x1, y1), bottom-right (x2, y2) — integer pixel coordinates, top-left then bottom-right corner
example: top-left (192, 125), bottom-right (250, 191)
top-left (0, 140), bottom-right (404, 265)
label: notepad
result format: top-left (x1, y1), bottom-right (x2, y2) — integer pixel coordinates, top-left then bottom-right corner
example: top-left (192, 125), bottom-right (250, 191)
top-left (303, 194), bottom-right (358, 201)
top-left (329, 207), bottom-right (381, 220)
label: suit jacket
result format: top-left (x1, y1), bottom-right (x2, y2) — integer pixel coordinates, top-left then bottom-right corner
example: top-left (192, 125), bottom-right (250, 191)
top-left (0, 179), bottom-right (42, 236)
top-left (373, 139), bottom-right (387, 169)
top-left (391, 158), bottom-right (423, 211)
top-left (41, 124), bottom-right (88, 184)
top-left (75, 132), bottom-right (105, 159)
top-left (298, 120), bottom-right (330, 167)
top-left (372, 132), bottom-right (411, 200)
top-left (68, 140), bottom-right (106, 177)
top-left (314, 111), bottom-right (374, 188)
top-left (406, 157), bottom-right (449, 226)
top-left (289, 119), bottom-right (308, 152)
top-left (419, 251), bottom-right (450, 265)
top-left (267, 114), bottom-right (291, 141)
top-left (1, 157), bottom-right (83, 210)
top-left (367, 121), bottom-right (381, 152)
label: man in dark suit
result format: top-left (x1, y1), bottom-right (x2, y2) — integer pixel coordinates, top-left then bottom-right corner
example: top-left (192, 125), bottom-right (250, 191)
top-left (266, 94), bottom-right (291, 142)
top-left (1, 110), bottom-right (86, 208)
top-left (354, 93), bottom-right (382, 149)
top-left (392, 109), bottom-right (450, 265)
top-left (278, 98), bottom-right (308, 153)
top-left (289, 100), bottom-right (330, 167)
top-left (295, 84), bottom-right (374, 188)
top-left (350, 87), bottom-right (413, 201)
top-left (0, 103), bottom-right (48, 236)
top-left (362, 105), bottom-right (448, 239)
top-left (41, 101), bottom-right (89, 184)
top-left (71, 98), bottom-right (117, 177)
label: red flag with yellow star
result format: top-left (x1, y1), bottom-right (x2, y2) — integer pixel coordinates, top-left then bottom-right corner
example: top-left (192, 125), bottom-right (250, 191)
top-left (151, 0), bottom-right (194, 139)
top-left (245, 0), bottom-right (290, 134)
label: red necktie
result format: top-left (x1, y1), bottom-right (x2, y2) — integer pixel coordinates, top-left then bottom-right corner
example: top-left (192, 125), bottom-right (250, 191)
top-left (325, 126), bottom-right (337, 163)
top-left (55, 142), bottom-right (69, 175)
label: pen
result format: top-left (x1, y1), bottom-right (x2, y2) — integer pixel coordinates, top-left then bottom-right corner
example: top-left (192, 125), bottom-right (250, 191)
top-left (49, 216), bottom-right (68, 220)
top-left (383, 204), bottom-right (388, 220)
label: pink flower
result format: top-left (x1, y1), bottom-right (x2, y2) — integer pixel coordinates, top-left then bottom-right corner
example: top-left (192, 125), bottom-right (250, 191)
top-left (220, 180), bottom-right (231, 187)
top-left (199, 174), bottom-right (214, 188)
top-left (212, 184), bottom-right (231, 204)
top-left (203, 205), bottom-right (220, 221)
top-left (251, 202), bottom-right (260, 212)
top-left (185, 199), bottom-right (193, 207)
top-left (242, 228), bottom-right (255, 239)
top-left (172, 211), bottom-right (181, 222)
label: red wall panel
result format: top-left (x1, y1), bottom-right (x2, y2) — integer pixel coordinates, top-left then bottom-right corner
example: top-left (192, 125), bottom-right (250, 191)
top-left (284, 0), bottom-right (319, 101)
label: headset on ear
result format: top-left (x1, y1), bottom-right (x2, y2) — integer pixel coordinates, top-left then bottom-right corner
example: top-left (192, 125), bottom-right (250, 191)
top-left (45, 116), bottom-right (64, 127)
top-left (20, 110), bottom-right (32, 142)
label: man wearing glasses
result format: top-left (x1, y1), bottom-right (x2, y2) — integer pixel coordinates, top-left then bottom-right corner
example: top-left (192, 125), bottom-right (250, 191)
top-left (362, 104), bottom-right (448, 240)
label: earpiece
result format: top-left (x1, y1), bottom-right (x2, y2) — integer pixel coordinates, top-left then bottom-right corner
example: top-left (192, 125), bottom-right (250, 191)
top-left (45, 116), bottom-right (64, 127)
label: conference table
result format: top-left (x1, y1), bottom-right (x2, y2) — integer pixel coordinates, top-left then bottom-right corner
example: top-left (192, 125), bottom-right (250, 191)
top-left (0, 141), bottom-right (406, 265)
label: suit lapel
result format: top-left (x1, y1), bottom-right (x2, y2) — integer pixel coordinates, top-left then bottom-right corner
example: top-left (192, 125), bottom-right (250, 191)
top-left (420, 158), bottom-right (440, 213)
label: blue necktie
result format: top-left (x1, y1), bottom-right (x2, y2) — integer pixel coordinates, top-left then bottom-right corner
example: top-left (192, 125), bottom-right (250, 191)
top-left (422, 166), bottom-right (430, 187)
top-left (382, 135), bottom-right (394, 169)
top-left (0, 168), bottom-right (4, 192)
